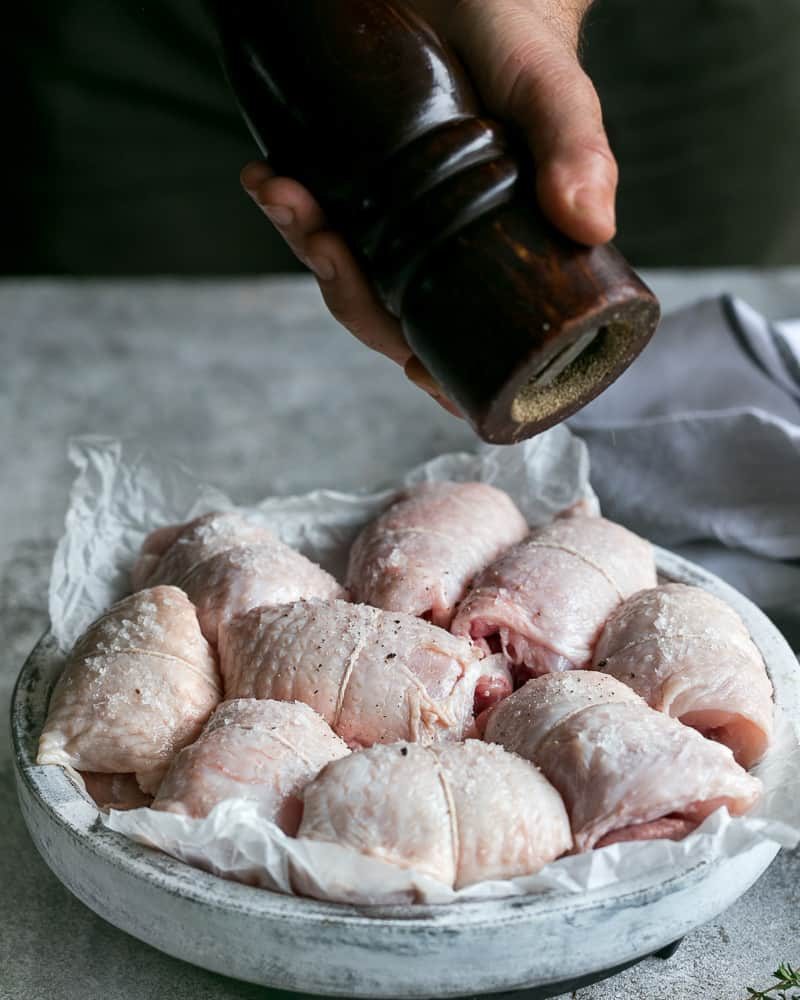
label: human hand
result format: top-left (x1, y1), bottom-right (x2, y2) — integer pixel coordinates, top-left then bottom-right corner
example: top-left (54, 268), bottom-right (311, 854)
top-left (241, 0), bottom-right (615, 411)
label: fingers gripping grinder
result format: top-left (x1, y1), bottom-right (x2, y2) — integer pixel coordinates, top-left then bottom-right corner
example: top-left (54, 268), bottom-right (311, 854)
top-left (212, 0), bottom-right (659, 443)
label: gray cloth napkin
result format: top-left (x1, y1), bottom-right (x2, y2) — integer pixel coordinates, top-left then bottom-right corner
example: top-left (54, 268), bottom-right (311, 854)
top-left (571, 295), bottom-right (800, 649)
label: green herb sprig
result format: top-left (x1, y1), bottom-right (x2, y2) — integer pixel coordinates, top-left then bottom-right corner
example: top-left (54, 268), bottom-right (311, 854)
top-left (746, 963), bottom-right (800, 1000)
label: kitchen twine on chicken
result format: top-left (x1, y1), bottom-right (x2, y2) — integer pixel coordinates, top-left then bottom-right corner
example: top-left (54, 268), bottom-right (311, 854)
top-left (331, 610), bottom-right (376, 731)
top-left (520, 541), bottom-right (627, 601)
top-left (428, 749), bottom-right (462, 881)
top-left (120, 647), bottom-right (224, 696)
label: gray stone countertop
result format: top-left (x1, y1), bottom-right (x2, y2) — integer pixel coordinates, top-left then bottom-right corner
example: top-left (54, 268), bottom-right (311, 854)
top-left (2, 271), bottom-right (800, 1000)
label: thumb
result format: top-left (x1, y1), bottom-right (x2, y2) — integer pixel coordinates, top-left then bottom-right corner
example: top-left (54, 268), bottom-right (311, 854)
top-left (447, 3), bottom-right (618, 246)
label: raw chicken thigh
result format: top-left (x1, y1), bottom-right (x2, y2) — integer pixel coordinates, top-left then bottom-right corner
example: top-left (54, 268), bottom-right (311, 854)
top-left (132, 511), bottom-right (345, 645)
top-left (451, 516), bottom-right (656, 682)
top-left (593, 583), bottom-right (773, 767)
top-left (81, 772), bottom-right (154, 811)
top-left (38, 586), bottom-right (221, 793)
top-left (219, 599), bottom-right (507, 747)
top-left (132, 512), bottom-right (267, 590)
top-left (484, 672), bottom-right (761, 851)
top-left (152, 699), bottom-right (349, 834)
top-left (347, 482), bottom-right (528, 627)
top-left (298, 740), bottom-right (571, 889)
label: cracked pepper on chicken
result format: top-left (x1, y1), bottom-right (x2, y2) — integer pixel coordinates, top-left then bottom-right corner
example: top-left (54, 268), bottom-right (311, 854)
top-left (298, 740), bottom-right (572, 889)
top-left (153, 699), bottom-right (349, 833)
top-left (451, 515), bottom-right (657, 683)
top-left (38, 586), bottom-right (221, 794)
top-left (37, 481), bottom-right (771, 897)
top-left (133, 511), bottom-right (345, 645)
top-left (347, 481), bottom-right (528, 627)
top-left (484, 672), bottom-right (761, 851)
top-left (593, 583), bottom-right (773, 768)
top-left (219, 599), bottom-right (509, 747)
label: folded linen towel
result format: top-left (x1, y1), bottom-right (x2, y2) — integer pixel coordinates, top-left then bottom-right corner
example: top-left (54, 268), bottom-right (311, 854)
top-left (572, 295), bottom-right (800, 648)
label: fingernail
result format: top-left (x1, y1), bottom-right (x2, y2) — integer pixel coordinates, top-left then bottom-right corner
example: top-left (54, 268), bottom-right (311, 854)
top-left (405, 359), bottom-right (462, 417)
top-left (434, 393), bottom-right (463, 418)
top-left (307, 255), bottom-right (336, 281)
top-left (263, 205), bottom-right (294, 227)
top-left (404, 361), bottom-right (460, 415)
top-left (570, 184), bottom-right (616, 236)
top-left (405, 360), bottom-right (440, 397)
top-left (240, 162), bottom-right (271, 193)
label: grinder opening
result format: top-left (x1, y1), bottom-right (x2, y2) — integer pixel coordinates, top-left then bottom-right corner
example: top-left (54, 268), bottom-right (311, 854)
top-left (510, 322), bottom-right (631, 426)
top-left (531, 327), bottom-right (601, 387)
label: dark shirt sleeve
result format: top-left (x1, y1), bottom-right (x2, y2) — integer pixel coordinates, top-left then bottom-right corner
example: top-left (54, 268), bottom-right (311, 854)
top-left (5, 0), bottom-right (301, 275)
top-left (583, 0), bottom-right (800, 267)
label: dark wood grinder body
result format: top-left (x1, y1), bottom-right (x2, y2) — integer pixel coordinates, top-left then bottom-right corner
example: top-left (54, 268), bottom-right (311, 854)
top-left (212, 0), bottom-right (660, 443)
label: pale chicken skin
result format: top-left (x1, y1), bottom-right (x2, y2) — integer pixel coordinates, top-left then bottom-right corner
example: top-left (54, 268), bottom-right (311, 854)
top-left (484, 672), bottom-right (761, 852)
top-left (152, 699), bottom-right (349, 834)
top-left (593, 583), bottom-right (774, 768)
top-left (219, 599), bottom-right (508, 747)
top-left (131, 511), bottom-right (345, 645)
top-left (38, 586), bottom-right (221, 794)
top-left (131, 512), bottom-right (268, 591)
top-left (451, 516), bottom-right (657, 682)
top-left (346, 482), bottom-right (528, 628)
top-left (298, 740), bottom-right (572, 889)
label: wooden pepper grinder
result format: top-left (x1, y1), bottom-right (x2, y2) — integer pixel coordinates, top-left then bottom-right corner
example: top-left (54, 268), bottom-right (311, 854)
top-left (211, 0), bottom-right (660, 443)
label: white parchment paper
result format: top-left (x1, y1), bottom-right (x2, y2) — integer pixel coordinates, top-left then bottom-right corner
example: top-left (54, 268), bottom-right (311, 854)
top-left (47, 432), bottom-right (800, 905)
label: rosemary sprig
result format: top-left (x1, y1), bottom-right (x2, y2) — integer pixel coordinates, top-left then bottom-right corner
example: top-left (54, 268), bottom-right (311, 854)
top-left (746, 963), bottom-right (800, 999)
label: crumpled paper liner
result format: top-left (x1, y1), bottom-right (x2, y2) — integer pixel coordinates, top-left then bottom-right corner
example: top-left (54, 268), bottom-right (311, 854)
top-left (46, 430), bottom-right (800, 905)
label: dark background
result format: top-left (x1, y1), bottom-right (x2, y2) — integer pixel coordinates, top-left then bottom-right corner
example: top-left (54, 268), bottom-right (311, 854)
top-left (4, 0), bottom-right (800, 276)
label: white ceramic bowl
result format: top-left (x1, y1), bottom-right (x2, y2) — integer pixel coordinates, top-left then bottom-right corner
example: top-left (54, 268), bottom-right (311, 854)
top-left (11, 547), bottom-right (799, 999)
